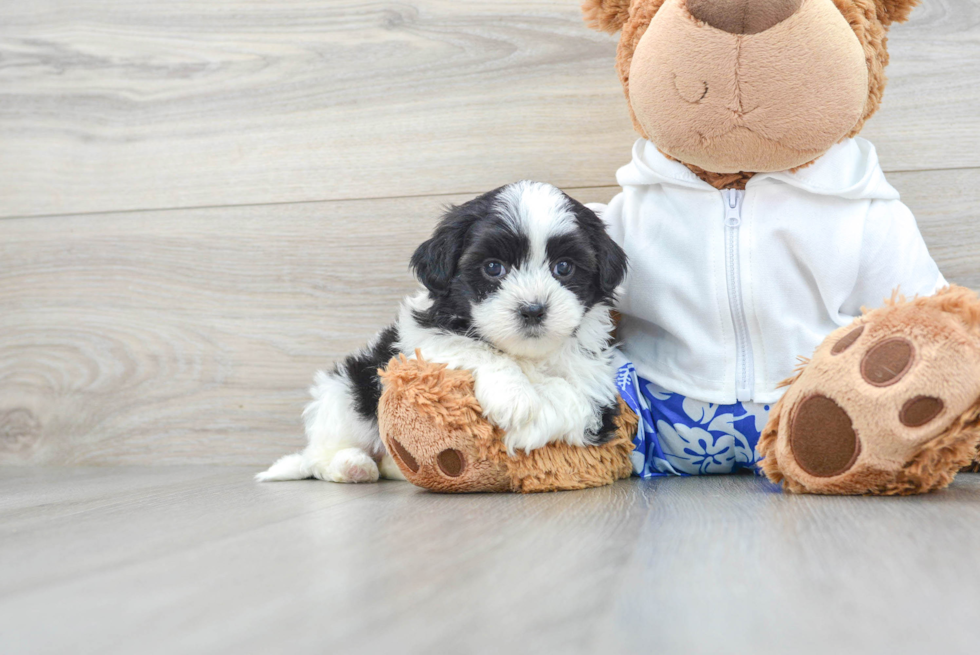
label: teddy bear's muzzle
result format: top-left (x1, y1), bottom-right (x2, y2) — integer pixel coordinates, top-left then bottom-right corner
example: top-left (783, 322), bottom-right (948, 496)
top-left (627, 0), bottom-right (869, 174)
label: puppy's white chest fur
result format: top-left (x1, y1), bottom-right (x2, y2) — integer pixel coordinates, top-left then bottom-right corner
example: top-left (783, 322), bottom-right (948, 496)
top-left (401, 290), bottom-right (619, 454)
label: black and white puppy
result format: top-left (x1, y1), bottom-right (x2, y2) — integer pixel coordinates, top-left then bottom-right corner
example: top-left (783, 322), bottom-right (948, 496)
top-left (257, 181), bottom-right (628, 483)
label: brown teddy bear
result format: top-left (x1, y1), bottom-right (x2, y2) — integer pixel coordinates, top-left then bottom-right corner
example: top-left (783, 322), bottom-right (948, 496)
top-left (378, 0), bottom-right (980, 494)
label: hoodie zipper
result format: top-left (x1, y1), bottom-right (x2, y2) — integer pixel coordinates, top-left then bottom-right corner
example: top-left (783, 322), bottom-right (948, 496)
top-left (724, 189), bottom-right (755, 402)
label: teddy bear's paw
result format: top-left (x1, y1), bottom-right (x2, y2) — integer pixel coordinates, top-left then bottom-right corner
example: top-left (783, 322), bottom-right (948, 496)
top-left (382, 421), bottom-right (511, 493)
top-left (310, 447), bottom-right (380, 484)
top-left (377, 355), bottom-right (512, 493)
top-left (760, 287), bottom-right (980, 495)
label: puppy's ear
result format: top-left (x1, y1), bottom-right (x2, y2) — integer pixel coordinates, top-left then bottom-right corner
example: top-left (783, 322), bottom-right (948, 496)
top-left (582, 0), bottom-right (632, 33)
top-left (595, 228), bottom-right (628, 296)
top-left (874, 0), bottom-right (920, 25)
top-left (411, 195), bottom-right (491, 295)
top-left (565, 196), bottom-right (628, 297)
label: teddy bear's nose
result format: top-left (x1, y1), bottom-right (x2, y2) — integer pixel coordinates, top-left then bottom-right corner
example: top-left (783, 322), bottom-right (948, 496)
top-left (686, 0), bottom-right (803, 35)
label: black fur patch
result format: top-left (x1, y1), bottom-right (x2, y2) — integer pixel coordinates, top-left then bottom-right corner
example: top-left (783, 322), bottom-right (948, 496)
top-left (411, 186), bottom-right (530, 336)
top-left (342, 324), bottom-right (400, 421)
top-left (561, 194), bottom-right (628, 305)
top-left (456, 217), bottom-right (530, 303)
top-left (410, 187), bottom-right (506, 297)
top-left (587, 402), bottom-right (622, 445)
top-left (545, 232), bottom-right (602, 308)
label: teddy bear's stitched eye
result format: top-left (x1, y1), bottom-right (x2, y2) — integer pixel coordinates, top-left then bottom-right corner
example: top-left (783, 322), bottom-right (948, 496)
top-left (482, 259), bottom-right (506, 279)
top-left (552, 260), bottom-right (574, 278)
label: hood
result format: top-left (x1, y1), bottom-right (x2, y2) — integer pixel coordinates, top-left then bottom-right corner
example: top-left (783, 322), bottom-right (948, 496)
top-left (616, 137), bottom-right (900, 201)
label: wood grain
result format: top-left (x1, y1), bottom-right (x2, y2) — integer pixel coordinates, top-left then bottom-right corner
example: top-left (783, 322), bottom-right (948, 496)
top-left (0, 187), bottom-right (612, 466)
top-left (893, 168), bottom-right (980, 290)
top-left (1, 173), bottom-right (977, 467)
top-left (0, 193), bottom-right (436, 466)
top-left (1, 0), bottom-right (978, 218)
top-left (1, 468), bottom-right (978, 654)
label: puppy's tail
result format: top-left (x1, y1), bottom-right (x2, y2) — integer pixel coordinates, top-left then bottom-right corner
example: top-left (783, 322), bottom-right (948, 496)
top-left (255, 453), bottom-right (309, 482)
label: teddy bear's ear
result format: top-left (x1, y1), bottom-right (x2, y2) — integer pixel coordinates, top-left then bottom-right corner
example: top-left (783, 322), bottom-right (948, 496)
top-left (874, 0), bottom-right (921, 25)
top-left (582, 0), bottom-right (632, 33)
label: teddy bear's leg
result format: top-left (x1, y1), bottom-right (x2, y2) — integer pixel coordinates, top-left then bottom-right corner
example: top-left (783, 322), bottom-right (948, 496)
top-left (758, 286), bottom-right (980, 495)
top-left (376, 354), bottom-right (637, 493)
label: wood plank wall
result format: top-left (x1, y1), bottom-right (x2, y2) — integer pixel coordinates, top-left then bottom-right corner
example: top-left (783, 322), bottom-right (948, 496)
top-left (2, 0), bottom-right (978, 465)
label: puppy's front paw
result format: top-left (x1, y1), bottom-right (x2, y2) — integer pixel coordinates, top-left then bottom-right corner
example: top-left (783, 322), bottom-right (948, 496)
top-left (474, 374), bottom-right (538, 431)
top-left (534, 378), bottom-right (600, 440)
top-left (503, 419), bottom-right (553, 455)
top-left (311, 448), bottom-right (380, 483)
top-left (502, 400), bottom-right (593, 455)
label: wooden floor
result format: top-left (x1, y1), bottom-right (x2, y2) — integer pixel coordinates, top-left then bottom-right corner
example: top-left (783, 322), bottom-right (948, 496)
top-left (2, 467), bottom-right (980, 654)
top-left (3, 4), bottom-right (980, 652)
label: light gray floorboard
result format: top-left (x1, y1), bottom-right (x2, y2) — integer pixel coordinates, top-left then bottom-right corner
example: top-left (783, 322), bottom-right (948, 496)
top-left (1, 0), bottom-right (978, 217)
top-left (0, 186), bottom-right (614, 467)
top-left (1, 467), bottom-right (979, 655)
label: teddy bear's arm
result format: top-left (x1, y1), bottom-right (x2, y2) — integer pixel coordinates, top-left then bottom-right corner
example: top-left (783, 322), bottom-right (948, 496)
top-left (841, 199), bottom-right (946, 315)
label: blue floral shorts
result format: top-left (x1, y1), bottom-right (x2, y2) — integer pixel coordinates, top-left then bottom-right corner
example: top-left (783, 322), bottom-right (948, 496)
top-left (615, 362), bottom-right (771, 477)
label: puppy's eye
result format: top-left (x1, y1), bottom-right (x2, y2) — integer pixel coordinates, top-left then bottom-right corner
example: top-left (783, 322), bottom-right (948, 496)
top-left (482, 260), bottom-right (507, 279)
top-left (552, 260), bottom-right (574, 278)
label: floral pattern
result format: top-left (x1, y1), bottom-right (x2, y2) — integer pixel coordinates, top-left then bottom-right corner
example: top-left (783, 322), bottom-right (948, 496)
top-left (616, 362), bottom-right (770, 477)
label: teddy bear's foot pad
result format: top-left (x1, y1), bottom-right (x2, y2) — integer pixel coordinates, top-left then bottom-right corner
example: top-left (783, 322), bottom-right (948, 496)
top-left (760, 286), bottom-right (980, 495)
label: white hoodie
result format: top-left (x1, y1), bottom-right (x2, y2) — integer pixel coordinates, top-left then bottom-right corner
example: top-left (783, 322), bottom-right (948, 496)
top-left (595, 137), bottom-right (946, 405)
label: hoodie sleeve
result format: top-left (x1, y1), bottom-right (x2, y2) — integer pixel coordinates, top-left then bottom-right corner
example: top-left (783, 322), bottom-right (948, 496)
top-left (841, 199), bottom-right (947, 316)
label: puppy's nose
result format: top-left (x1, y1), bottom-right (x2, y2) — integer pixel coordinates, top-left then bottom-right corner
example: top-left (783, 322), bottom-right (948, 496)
top-left (519, 302), bottom-right (547, 324)
top-left (686, 0), bottom-right (802, 35)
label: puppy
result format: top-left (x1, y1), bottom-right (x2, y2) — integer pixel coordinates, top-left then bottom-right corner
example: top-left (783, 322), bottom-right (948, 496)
top-left (257, 181), bottom-right (628, 483)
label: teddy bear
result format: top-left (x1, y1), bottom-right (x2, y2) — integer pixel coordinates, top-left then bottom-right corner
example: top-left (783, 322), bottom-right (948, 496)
top-left (377, 0), bottom-right (980, 494)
